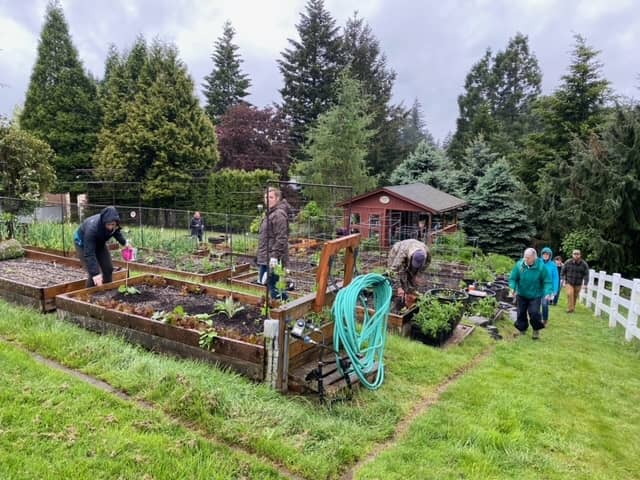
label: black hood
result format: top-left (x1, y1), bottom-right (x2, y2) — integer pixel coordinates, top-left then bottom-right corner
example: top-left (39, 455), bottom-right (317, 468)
top-left (99, 206), bottom-right (120, 225)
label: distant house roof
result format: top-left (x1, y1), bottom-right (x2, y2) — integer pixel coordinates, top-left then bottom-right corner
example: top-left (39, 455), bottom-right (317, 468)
top-left (338, 182), bottom-right (467, 214)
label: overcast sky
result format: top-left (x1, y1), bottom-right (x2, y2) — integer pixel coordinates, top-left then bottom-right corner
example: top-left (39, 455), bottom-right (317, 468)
top-left (1, 0), bottom-right (639, 142)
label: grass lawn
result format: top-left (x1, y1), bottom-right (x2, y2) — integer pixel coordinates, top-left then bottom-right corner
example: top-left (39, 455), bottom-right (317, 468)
top-left (1, 294), bottom-right (639, 479)
top-left (355, 299), bottom-right (640, 479)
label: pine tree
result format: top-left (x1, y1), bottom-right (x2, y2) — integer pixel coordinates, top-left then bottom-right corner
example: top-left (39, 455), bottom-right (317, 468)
top-left (462, 159), bottom-right (534, 257)
top-left (530, 34), bottom-right (611, 243)
top-left (278, 0), bottom-right (344, 150)
top-left (295, 74), bottom-right (376, 205)
top-left (202, 21), bottom-right (251, 122)
top-left (448, 33), bottom-right (541, 163)
top-left (343, 13), bottom-right (400, 179)
top-left (566, 105), bottom-right (640, 276)
top-left (454, 135), bottom-right (501, 197)
top-left (399, 99), bottom-right (435, 154)
top-left (388, 140), bottom-right (453, 192)
top-left (20, 1), bottom-right (101, 188)
top-left (93, 41), bottom-right (218, 207)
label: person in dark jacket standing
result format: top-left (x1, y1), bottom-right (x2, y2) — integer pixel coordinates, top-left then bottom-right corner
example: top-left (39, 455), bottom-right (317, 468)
top-left (256, 187), bottom-right (290, 300)
top-left (190, 211), bottom-right (204, 242)
top-left (74, 206), bottom-right (127, 287)
top-left (509, 248), bottom-right (552, 339)
top-left (561, 249), bottom-right (590, 313)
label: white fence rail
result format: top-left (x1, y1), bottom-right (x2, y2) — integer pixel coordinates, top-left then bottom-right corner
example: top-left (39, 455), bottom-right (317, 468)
top-left (580, 269), bottom-right (640, 342)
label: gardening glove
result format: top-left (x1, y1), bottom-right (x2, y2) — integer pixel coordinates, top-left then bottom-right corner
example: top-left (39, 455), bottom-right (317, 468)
top-left (269, 257), bottom-right (278, 269)
top-left (92, 274), bottom-right (103, 287)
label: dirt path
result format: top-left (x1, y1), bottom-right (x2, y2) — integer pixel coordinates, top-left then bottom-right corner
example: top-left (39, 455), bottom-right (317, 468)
top-left (340, 343), bottom-right (496, 480)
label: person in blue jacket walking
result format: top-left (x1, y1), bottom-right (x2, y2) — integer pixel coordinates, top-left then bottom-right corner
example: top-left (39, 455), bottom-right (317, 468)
top-left (74, 206), bottom-right (128, 287)
top-left (509, 248), bottom-right (553, 339)
top-left (540, 247), bottom-right (560, 325)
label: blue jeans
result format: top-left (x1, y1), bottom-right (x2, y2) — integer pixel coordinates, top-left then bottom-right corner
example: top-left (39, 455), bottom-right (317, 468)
top-left (258, 265), bottom-right (288, 301)
top-left (541, 296), bottom-right (550, 322)
top-left (515, 296), bottom-right (544, 332)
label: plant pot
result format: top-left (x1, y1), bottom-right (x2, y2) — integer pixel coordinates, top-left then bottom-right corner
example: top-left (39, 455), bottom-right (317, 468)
top-left (426, 288), bottom-right (469, 304)
top-left (410, 322), bottom-right (455, 347)
top-left (466, 288), bottom-right (496, 304)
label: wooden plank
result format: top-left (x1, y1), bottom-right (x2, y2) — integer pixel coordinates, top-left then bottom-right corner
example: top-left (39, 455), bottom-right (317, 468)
top-left (314, 233), bottom-right (361, 312)
top-left (57, 309), bottom-right (264, 380)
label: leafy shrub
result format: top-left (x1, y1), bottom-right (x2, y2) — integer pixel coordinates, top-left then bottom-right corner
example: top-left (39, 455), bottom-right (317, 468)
top-left (470, 297), bottom-right (499, 318)
top-left (413, 295), bottom-right (463, 338)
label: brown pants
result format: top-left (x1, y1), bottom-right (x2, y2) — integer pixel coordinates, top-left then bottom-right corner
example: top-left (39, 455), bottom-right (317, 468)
top-left (565, 284), bottom-right (582, 312)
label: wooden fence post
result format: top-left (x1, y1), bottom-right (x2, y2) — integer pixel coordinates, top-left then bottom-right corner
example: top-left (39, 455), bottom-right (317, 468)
top-left (609, 273), bottom-right (621, 328)
top-left (626, 278), bottom-right (640, 342)
top-left (594, 271), bottom-right (606, 316)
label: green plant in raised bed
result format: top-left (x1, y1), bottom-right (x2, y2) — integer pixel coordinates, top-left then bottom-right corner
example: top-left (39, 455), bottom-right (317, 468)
top-left (151, 305), bottom-right (186, 325)
top-left (213, 297), bottom-right (244, 319)
top-left (469, 296), bottom-right (499, 318)
top-left (414, 295), bottom-right (463, 338)
top-left (274, 262), bottom-right (287, 296)
top-left (199, 328), bottom-right (218, 350)
top-left (145, 255), bottom-right (156, 264)
top-left (118, 285), bottom-right (140, 295)
top-left (201, 257), bottom-right (215, 273)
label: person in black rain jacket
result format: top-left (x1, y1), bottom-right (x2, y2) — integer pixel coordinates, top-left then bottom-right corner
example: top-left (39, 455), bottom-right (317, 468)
top-left (73, 206), bottom-right (127, 287)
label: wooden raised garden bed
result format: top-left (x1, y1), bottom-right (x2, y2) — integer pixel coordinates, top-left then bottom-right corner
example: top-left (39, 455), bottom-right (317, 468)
top-left (55, 274), bottom-right (269, 380)
top-left (112, 248), bottom-right (251, 283)
top-left (0, 250), bottom-right (127, 312)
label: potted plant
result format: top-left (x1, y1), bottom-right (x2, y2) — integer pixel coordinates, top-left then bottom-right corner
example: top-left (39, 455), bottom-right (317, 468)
top-left (411, 295), bottom-right (464, 346)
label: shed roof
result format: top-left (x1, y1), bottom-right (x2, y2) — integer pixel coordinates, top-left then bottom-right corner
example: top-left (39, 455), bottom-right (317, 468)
top-left (339, 183), bottom-right (467, 214)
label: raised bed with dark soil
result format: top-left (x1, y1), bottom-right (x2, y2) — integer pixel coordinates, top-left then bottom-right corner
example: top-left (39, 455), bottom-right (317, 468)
top-left (56, 275), bottom-right (268, 380)
top-left (110, 248), bottom-right (251, 283)
top-left (0, 250), bottom-right (127, 312)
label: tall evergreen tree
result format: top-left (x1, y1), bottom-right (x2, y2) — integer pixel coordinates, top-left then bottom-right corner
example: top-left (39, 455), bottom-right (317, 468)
top-left (399, 99), bottom-right (435, 153)
top-left (388, 140), bottom-right (453, 192)
top-left (448, 33), bottom-right (541, 163)
top-left (202, 21), bottom-right (251, 122)
top-left (20, 1), bottom-right (101, 188)
top-left (530, 35), bottom-right (611, 242)
top-left (294, 74), bottom-right (376, 205)
top-left (278, 0), bottom-right (344, 150)
top-left (343, 13), bottom-right (400, 180)
top-left (93, 41), bottom-right (218, 207)
top-left (564, 105), bottom-right (640, 276)
top-left (463, 159), bottom-right (535, 257)
top-left (453, 135), bottom-right (501, 197)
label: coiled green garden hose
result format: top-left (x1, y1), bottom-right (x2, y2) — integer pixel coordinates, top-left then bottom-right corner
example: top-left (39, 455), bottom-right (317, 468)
top-left (332, 273), bottom-right (392, 390)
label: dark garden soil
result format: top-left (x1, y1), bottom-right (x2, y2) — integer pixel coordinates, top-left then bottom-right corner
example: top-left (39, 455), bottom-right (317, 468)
top-left (84, 279), bottom-right (265, 343)
top-left (113, 248), bottom-right (231, 274)
top-left (0, 257), bottom-right (86, 287)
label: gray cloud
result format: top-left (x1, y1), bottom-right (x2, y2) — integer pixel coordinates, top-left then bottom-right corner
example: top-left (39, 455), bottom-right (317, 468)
top-left (1, 0), bottom-right (638, 142)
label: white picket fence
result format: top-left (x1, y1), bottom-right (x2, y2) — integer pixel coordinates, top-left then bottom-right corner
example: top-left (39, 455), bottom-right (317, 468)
top-left (580, 269), bottom-right (640, 342)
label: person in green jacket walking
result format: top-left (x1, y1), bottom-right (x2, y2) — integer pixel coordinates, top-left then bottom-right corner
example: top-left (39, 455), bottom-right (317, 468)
top-left (509, 248), bottom-right (553, 339)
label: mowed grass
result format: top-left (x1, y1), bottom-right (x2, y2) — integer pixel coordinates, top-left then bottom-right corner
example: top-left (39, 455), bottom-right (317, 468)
top-left (0, 342), bottom-right (284, 480)
top-left (356, 297), bottom-right (640, 479)
top-left (0, 300), bottom-right (491, 479)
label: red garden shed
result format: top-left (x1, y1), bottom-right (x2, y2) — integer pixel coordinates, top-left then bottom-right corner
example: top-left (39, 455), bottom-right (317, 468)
top-left (337, 183), bottom-right (467, 248)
